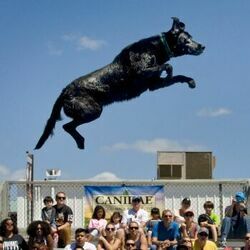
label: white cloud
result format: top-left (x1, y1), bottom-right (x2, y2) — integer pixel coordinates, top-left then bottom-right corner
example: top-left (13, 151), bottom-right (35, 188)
top-left (103, 138), bottom-right (206, 154)
top-left (78, 36), bottom-right (106, 50)
top-left (197, 107), bottom-right (232, 117)
top-left (47, 42), bottom-right (63, 56)
top-left (87, 172), bottom-right (122, 181)
top-left (0, 164), bottom-right (26, 181)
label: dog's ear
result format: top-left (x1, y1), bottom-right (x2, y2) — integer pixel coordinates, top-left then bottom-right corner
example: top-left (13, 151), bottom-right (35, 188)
top-left (171, 17), bottom-right (185, 34)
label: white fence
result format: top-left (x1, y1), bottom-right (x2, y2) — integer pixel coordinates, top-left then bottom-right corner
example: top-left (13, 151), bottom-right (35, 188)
top-left (0, 179), bottom-right (249, 230)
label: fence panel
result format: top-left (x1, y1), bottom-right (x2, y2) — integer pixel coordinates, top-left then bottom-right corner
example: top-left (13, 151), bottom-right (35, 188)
top-left (1, 180), bottom-right (249, 230)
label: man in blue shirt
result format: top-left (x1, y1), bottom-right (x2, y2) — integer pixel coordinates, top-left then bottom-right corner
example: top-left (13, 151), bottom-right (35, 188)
top-left (151, 209), bottom-right (179, 250)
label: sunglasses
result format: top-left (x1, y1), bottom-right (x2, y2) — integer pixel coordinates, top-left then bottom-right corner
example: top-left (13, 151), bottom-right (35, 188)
top-left (126, 243), bottom-right (135, 247)
top-left (0, 240), bottom-right (3, 243)
top-left (57, 196), bottom-right (66, 200)
top-left (246, 237), bottom-right (250, 240)
top-left (199, 233), bottom-right (208, 237)
top-left (129, 226), bottom-right (138, 230)
top-left (184, 213), bottom-right (193, 217)
top-left (106, 227), bottom-right (115, 231)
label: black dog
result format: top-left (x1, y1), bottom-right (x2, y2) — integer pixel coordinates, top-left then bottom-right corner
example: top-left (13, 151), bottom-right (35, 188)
top-left (35, 17), bottom-right (205, 150)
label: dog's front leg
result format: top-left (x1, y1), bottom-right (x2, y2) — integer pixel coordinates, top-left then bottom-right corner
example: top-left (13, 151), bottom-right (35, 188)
top-left (149, 74), bottom-right (196, 91)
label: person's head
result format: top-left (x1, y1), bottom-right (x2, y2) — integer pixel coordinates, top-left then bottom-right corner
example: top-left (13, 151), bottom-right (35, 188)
top-left (31, 242), bottom-right (48, 250)
top-left (203, 201), bottom-right (214, 215)
top-left (245, 233), bottom-right (250, 247)
top-left (110, 212), bottom-right (122, 224)
top-left (0, 218), bottom-right (18, 236)
top-left (235, 192), bottom-right (246, 204)
top-left (104, 223), bottom-right (116, 237)
top-left (27, 220), bottom-right (51, 238)
top-left (131, 196), bottom-right (142, 211)
top-left (162, 209), bottom-right (173, 224)
top-left (55, 192), bottom-right (67, 206)
top-left (150, 207), bottom-right (160, 219)
top-left (74, 228), bottom-right (88, 247)
top-left (128, 221), bottom-right (139, 236)
top-left (43, 196), bottom-right (54, 208)
top-left (178, 238), bottom-right (192, 250)
top-left (184, 210), bottom-right (194, 222)
top-left (181, 198), bottom-right (191, 210)
top-left (92, 205), bottom-right (106, 219)
top-left (125, 239), bottom-right (136, 250)
top-left (197, 227), bottom-right (209, 243)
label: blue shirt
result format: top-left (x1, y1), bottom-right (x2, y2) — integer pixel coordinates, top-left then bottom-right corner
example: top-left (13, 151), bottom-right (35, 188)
top-left (152, 221), bottom-right (180, 241)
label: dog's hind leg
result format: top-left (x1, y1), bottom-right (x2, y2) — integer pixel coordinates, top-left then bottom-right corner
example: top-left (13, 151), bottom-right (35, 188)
top-left (63, 97), bottom-right (103, 149)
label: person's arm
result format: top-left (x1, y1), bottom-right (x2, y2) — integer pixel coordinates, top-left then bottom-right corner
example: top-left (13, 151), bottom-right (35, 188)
top-left (139, 233), bottom-right (148, 250)
top-left (46, 234), bottom-right (54, 250)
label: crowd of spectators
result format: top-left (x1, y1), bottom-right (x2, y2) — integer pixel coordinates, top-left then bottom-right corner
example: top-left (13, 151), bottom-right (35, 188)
top-left (0, 191), bottom-right (249, 250)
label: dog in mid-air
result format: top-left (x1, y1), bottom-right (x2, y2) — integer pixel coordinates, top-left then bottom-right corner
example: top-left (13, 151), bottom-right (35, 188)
top-left (35, 17), bottom-right (205, 150)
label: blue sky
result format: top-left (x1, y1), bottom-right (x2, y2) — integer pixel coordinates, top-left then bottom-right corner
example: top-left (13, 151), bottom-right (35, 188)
top-left (0, 1), bottom-right (249, 181)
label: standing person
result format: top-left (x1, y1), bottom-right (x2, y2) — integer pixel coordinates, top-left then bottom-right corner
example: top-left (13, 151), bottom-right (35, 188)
top-left (121, 196), bottom-right (149, 230)
top-left (41, 196), bottom-right (58, 247)
top-left (54, 191), bottom-right (73, 248)
top-left (64, 228), bottom-right (96, 250)
top-left (0, 217), bottom-right (28, 250)
top-left (97, 223), bottom-right (121, 250)
top-left (193, 227), bottom-right (217, 250)
top-left (88, 205), bottom-right (108, 241)
top-left (174, 198), bottom-right (191, 225)
top-left (151, 209), bottom-right (179, 250)
top-left (26, 221), bottom-right (54, 250)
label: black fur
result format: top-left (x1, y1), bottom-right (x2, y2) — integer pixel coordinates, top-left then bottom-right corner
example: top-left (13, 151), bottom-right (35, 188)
top-left (35, 17), bottom-right (205, 150)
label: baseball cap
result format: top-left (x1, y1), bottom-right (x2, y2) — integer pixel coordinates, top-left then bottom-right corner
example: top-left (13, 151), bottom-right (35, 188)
top-left (132, 196), bottom-right (141, 202)
top-left (235, 192), bottom-right (246, 203)
top-left (198, 227), bottom-right (209, 235)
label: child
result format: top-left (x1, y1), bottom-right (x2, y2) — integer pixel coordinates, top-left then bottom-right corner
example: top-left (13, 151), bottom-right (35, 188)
top-left (88, 205), bottom-right (107, 241)
top-left (198, 201), bottom-right (219, 243)
top-left (110, 212), bottom-right (122, 231)
top-left (41, 196), bottom-right (58, 247)
top-left (146, 207), bottom-right (161, 246)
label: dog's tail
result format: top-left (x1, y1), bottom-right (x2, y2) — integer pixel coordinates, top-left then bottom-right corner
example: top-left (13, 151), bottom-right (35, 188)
top-left (34, 92), bottom-right (64, 150)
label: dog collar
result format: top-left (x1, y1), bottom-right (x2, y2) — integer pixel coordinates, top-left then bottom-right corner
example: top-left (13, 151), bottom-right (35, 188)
top-left (160, 33), bottom-right (173, 59)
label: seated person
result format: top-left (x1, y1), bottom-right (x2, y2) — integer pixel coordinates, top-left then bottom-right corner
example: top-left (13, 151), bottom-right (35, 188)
top-left (125, 221), bottom-right (148, 250)
top-left (177, 238), bottom-right (192, 250)
top-left (242, 233), bottom-right (250, 250)
top-left (193, 227), bottom-right (217, 250)
top-left (64, 228), bottom-right (96, 250)
top-left (180, 210), bottom-right (199, 240)
top-left (121, 196), bottom-right (149, 230)
top-left (198, 213), bottom-right (217, 242)
top-left (124, 239), bottom-right (136, 250)
top-left (220, 192), bottom-right (250, 247)
top-left (203, 201), bottom-right (220, 228)
top-left (97, 223), bottom-right (121, 250)
top-left (146, 207), bottom-right (161, 246)
top-left (174, 198), bottom-right (192, 225)
top-left (151, 209), bottom-right (179, 250)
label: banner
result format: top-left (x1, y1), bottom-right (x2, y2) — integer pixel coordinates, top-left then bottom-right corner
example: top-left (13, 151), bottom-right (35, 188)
top-left (84, 185), bottom-right (165, 225)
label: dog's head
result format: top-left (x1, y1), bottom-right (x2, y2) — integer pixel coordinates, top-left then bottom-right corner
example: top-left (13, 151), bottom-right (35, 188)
top-left (167, 17), bottom-right (205, 57)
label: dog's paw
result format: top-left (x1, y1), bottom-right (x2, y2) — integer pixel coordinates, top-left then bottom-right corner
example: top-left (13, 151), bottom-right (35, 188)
top-left (187, 79), bottom-right (196, 88)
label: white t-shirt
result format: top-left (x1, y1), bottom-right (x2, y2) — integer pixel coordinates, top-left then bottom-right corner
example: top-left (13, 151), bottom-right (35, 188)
top-left (64, 242), bottom-right (96, 250)
top-left (122, 208), bottom-right (149, 226)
